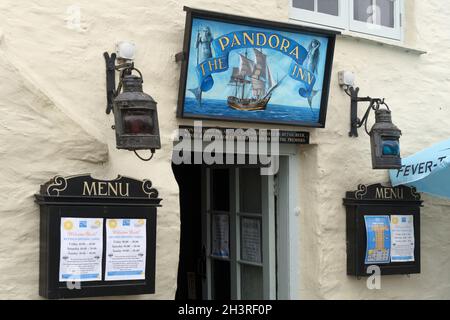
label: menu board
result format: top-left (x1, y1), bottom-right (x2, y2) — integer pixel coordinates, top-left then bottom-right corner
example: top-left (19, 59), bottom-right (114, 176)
top-left (59, 218), bottom-right (103, 282)
top-left (241, 217), bottom-right (262, 263)
top-left (105, 219), bottom-right (147, 281)
top-left (212, 214), bottom-right (229, 258)
top-left (390, 215), bottom-right (415, 262)
top-left (364, 216), bottom-right (391, 264)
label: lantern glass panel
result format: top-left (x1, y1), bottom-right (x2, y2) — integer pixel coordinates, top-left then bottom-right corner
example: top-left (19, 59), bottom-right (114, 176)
top-left (382, 139), bottom-right (400, 156)
top-left (122, 109), bottom-right (153, 135)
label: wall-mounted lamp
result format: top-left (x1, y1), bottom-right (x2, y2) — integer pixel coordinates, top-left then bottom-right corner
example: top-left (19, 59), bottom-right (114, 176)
top-left (104, 42), bottom-right (161, 161)
top-left (339, 72), bottom-right (402, 169)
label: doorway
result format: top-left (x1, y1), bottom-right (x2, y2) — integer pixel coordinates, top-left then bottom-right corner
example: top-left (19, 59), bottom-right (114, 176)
top-left (203, 166), bottom-right (276, 300)
top-left (174, 155), bottom-right (295, 300)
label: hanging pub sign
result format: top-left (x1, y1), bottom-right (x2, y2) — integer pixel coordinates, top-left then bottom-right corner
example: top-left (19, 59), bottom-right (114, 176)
top-left (343, 183), bottom-right (422, 277)
top-left (176, 7), bottom-right (338, 127)
top-left (35, 174), bottom-right (161, 299)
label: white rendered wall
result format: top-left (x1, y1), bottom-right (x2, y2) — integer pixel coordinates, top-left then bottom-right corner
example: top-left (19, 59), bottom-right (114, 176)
top-left (0, 0), bottom-right (449, 299)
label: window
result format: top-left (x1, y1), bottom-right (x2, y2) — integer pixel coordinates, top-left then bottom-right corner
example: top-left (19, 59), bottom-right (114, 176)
top-left (349, 0), bottom-right (402, 40)
top-left (290, 0), bottom-right (348, 29)
top-left (289, 0), bottom-right (403, 41)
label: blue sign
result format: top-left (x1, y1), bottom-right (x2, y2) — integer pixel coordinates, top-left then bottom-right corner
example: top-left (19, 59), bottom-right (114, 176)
top-left (178, 11), bottom-right (336, 127)
top-left (364, 216), bottom-right (391, 264)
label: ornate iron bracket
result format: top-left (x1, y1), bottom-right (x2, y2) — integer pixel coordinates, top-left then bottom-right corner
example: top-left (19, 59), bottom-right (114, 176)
top-left (345, 86), bottom-right (386, 138)
top-left (104, 52), bottom-right (137, 115)
top-left (104, 52), bottom-right (117, 115)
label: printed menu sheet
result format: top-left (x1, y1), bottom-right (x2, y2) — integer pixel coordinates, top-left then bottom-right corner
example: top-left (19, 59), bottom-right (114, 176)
top-left (212, 214), bottom-right (230, 258)
top-left (241, 217), bottom-right (262, 263)
top-left (105, 219), bottom-right (147, 281)
top-left (59, 218), bottom-right (103, 282)
top-left (390, 215), bottom-right (415, 262)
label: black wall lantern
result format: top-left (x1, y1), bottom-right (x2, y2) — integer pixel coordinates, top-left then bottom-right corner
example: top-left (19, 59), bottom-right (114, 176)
top-left (104, 44), bottom-right (161, 161)
top-left (345, 86), bottom-right (402, 169)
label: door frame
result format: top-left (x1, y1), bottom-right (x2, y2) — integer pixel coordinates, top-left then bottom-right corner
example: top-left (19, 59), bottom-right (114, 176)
top-left (276, 147), bottom-right (300, 300)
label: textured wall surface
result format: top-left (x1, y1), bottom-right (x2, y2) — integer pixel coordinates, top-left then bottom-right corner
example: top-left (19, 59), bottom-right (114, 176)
top-left (309, 0), bottom-right (450, 299)
top-left (0, 0), bottom-right (449, 299)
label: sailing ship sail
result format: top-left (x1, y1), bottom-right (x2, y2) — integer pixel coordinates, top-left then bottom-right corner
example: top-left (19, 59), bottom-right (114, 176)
top-left (227, 49), bottom-right (283, 111)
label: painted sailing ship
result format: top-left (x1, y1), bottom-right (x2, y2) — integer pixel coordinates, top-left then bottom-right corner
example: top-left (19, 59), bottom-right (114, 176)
top-left (227, 49), bottom-right (284, 111)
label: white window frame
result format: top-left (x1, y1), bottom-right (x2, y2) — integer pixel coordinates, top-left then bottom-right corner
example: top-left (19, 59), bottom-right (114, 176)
top-left (349, 0), bottom-right (402, 40)
top-left (289, 0), bottom-right (348, 30)
top-left (289, 0), bottom-right (404, 41)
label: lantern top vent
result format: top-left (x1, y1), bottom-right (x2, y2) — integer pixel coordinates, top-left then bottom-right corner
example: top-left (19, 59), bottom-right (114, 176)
top-left (122, 74), bottom-right (143, 93)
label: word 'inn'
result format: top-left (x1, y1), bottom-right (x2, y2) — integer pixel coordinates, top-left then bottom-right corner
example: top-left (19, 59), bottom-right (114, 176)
top-left (83, 181), bottom-right (130, 197)
top-left (375, 187), bottom-right (404, 200)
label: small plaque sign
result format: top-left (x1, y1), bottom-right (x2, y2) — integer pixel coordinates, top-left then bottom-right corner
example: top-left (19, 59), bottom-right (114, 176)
top-left (178, 125), bottom-right (310, 144)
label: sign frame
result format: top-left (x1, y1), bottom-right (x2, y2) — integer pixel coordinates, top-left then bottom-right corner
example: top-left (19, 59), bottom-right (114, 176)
top-left (177, 7), bottom-right (338, 128)
top-left (35, 174), bottom-right (161, 299)
top-left (343, 184), bottom-right (422, 277)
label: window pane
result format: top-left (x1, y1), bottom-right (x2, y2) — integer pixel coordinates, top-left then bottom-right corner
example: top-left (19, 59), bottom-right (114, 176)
top-left (354, 0), bottom-right (395, 27)
top-left (292, 0), bottom-right (315, 11)
top-left (212, 260), bottom-right (230, 300)
top-left (239, 168), bottom-right (261, 213)
top-left (240, 264), bottom-right (263, 300)
top-left (354, 0), bottom-right (374, 23)
top-left (378, 0), bottom-right (394, 28)
top-left (212, 169), bottom-right (229, 211)
top-left (318, 0), bottom-right (339, 16)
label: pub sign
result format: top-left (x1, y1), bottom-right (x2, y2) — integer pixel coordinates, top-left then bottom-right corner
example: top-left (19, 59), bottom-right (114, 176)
top-left (177, 7), bottom-right (337, 127)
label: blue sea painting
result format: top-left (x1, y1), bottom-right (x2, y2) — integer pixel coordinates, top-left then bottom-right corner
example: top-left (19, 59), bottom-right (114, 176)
top-left (185, 98), bottom-right (320, 123)
top-left (182, 17), bottom-right (330, 126)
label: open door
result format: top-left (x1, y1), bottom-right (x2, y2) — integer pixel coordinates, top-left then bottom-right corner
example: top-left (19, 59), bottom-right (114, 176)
top-left (202, 166), bottom-right (276, 300)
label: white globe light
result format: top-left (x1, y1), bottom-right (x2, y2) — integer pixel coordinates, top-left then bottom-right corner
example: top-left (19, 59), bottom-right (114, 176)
top-left (116, 41), bottom-right (136, 60)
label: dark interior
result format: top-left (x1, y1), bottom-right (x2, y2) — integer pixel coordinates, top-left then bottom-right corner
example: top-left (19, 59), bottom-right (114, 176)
top-left (173, 163), bottom-right (203, 300)
top-left (173, 163), bottom-right (232, 300)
